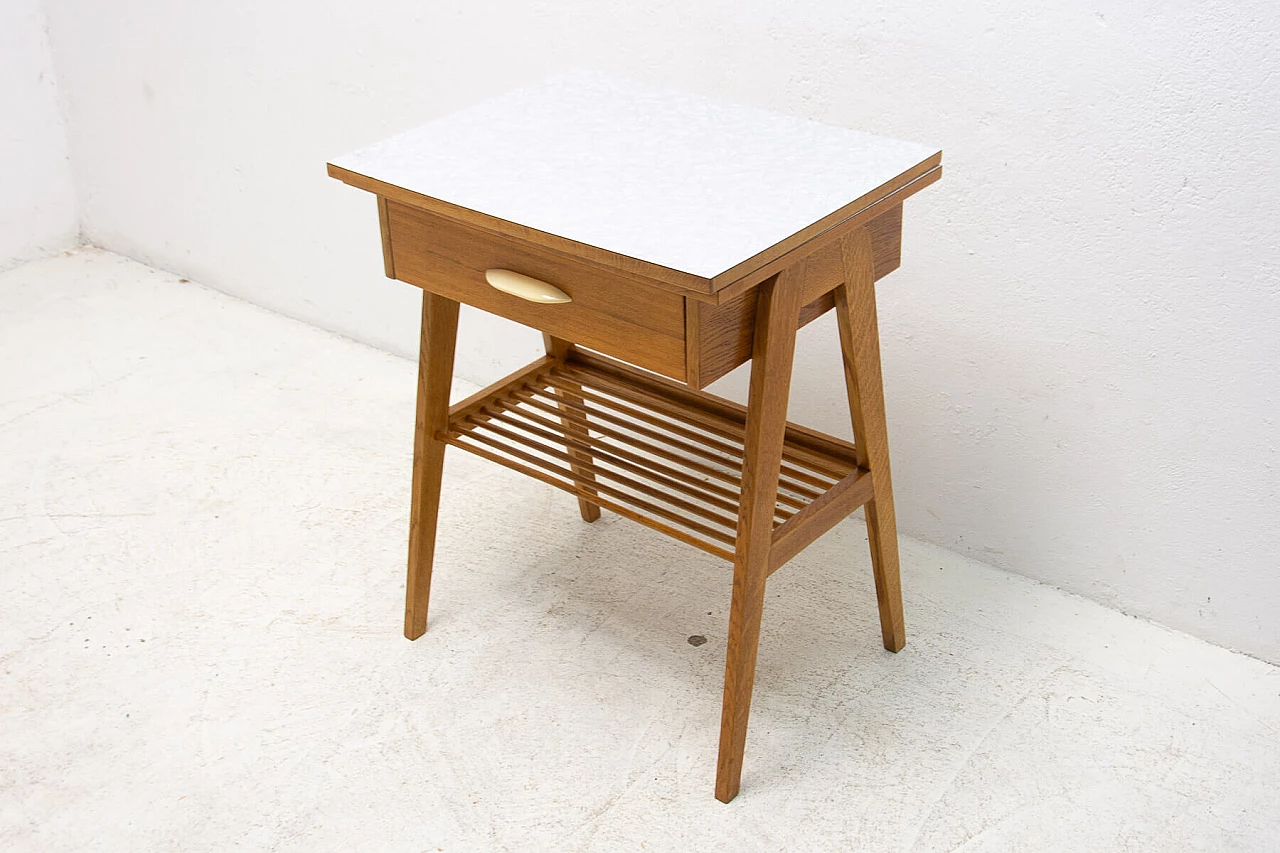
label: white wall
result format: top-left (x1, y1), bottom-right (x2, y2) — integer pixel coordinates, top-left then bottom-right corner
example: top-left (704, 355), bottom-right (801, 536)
top-left (44, 1), bottom-right (1280, 663)
top-left (0, 0), bottom-right (76, 269)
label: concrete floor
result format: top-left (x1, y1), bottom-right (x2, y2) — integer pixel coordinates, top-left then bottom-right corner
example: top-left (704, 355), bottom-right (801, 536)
top-left (2, 248), bottom-right (1278, 852)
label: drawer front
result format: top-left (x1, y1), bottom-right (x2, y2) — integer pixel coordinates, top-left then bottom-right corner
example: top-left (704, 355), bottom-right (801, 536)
top-left (384, 200), bottom-right (688, 381)
top-left (688, 204), bottom-right (903, 388)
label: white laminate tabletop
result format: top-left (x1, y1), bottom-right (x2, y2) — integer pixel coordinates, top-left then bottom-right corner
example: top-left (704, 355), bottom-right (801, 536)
top-left (330, 69), bottom-right (939, 281)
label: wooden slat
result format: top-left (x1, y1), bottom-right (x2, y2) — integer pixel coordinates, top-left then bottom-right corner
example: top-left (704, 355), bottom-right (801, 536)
top-left (558, 368), bottom-right (847, 484)
top-left (447, 356), bottom-right (557, 419)
top-left (462, 412), bottom-right (741, 532)
top-left (548, 374), bottom-right (836, 492)
top-left (509, 388), bottom-right (811, 512)
top-left (563, 362), bottom-right (845, 475)
top-left (441, 353), bottom-right (873, 573)
top-left (525, 384), bottom-right (826, 505)
top-left (444, 434), bottom-right (735, 560)
top-left (450, 425), bottom-right (737, 547)
top-left (521, 385), bottom-right (827, 499)
top-left (488, 400), bottom-right (786, 520)
top-left (567, 349), bottom-right (859, 468)
top-left (767, 468), bottom-right (875, 574)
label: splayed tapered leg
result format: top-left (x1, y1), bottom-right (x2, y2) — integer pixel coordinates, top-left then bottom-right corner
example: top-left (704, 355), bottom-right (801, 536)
top-left (834, 228), bottom-right (905, 652)
top-left (715, 264), bottom-right (805, 803)
top-left (405, 292), bottom-right (460, 640)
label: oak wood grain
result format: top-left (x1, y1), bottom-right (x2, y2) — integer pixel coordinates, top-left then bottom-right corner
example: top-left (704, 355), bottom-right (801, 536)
top-left (405, 292), bottom-right (460, 640)
top-left (690, 204), bottom-right (903, 387)
top-left (385, 200), bottom-right (687, 381)
top-left (768, 468), bottom-right (875, 574)
top-left (715, 262), bottom-right (805, 803)
top-left (567, 349), bottom-right (859, 469)
top-left (446, 356), bottom-right (556, 420)
top-left (376, 195), bottom-right (396, 279)
top-left (509, 387), bottom-right (811, 513)
top-left (488, 398), bottom-right (761, 519)
top-left (684, 298), bottom-right (703, 388)
top-left (835, 228), bottom-right (906, 652)
top-left (543, 335), bottom-right (601, 522)
top-left (444, 433), bottom-right (736, 561)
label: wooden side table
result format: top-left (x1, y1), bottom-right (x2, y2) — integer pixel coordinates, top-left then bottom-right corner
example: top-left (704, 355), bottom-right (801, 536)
top-left (328, 70), bottom-right (941, 802)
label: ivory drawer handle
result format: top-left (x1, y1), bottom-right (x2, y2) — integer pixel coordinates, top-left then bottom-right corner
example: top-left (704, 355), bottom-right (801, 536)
top-left (484, 269), bottom-right (572, 304)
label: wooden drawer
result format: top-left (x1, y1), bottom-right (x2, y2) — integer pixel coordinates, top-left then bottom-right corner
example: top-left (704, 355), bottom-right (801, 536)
top-left (382, 198), bottom-right (902, 389)
top-left (383, 199), bottom-right (689, 381)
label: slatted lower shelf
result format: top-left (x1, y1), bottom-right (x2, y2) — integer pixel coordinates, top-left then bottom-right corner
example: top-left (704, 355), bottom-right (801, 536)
top-left (442, 350), bottom-right (870, 563)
